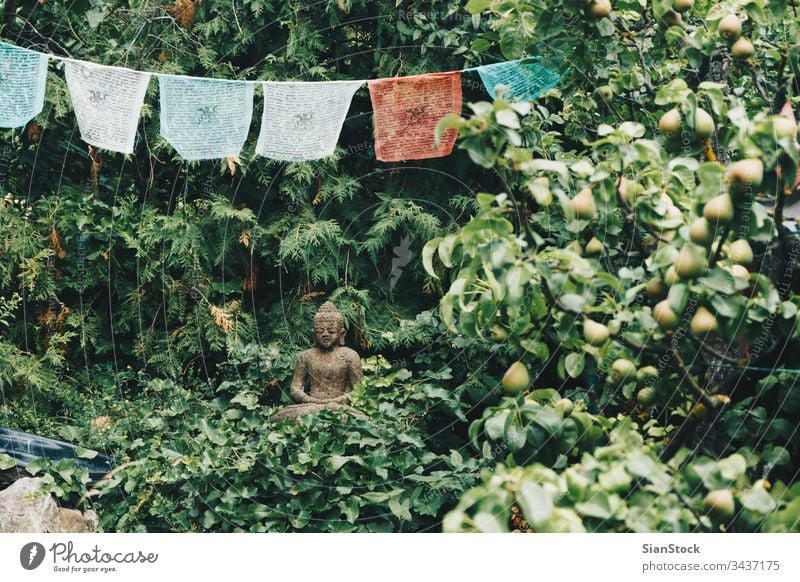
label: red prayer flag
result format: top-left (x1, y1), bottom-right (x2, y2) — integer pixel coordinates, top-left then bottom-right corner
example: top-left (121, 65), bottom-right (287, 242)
top-left (368, 72), bottom-right (462, 162)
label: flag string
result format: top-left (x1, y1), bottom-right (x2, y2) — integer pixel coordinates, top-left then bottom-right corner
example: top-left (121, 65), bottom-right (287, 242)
top-left (1, 38), bottom-right (567, 161)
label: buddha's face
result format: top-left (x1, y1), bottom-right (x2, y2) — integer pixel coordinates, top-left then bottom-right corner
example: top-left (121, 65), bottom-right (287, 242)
top-left (314, 321), bottom-right (341, 350)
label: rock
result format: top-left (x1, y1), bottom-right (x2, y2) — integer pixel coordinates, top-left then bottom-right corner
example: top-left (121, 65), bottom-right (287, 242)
top-left (0, 477), bottom-right (97, 533)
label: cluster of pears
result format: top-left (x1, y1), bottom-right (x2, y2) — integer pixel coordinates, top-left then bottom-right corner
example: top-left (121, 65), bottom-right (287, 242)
top-left (659, 106), bottom-right (715, 143)
top-left (718, 13), bottom-right (754, 60)
top-left (647, 157), bottom-right (762, 337)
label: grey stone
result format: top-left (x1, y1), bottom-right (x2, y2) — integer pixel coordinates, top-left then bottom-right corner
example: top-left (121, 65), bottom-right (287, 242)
top-left (0, 477), bottom-right (97, 533)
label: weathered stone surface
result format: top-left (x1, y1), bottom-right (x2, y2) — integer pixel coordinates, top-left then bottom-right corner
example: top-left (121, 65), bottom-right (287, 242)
top-left (0, 477), bottom-right (97, 533)
top-left (272, 402), bottom-right (366, 422)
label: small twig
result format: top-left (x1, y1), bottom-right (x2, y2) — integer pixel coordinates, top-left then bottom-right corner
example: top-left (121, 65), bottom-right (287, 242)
top-left (613, 333), bottom-right (664, 354)
top-left (669, 348), bottom-right (718, 409)
top-left (85, 460), bottom-right (146, 497)
top-left (694, 338), bottom-right (742, 364)
top-left (708, 225), bottom-right (730, 269)
top-left (771, 53), bottom-right (789, 114)
top-left (749, 67), bottom-right (772, 105)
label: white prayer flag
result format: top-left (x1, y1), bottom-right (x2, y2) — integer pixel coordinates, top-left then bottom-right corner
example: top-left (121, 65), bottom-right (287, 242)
top-left (256, 80), bottom-right (362, 162)
top-left (64, 61), bottom-right (151, 154)
top-left (158, 76), bottom-right (254, 160)
top-left (0, 42), bottom-right (49, 128)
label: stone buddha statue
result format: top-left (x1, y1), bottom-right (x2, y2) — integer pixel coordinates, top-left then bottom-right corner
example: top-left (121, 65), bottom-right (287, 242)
top-left (272, 302), bottom-right (364, 422)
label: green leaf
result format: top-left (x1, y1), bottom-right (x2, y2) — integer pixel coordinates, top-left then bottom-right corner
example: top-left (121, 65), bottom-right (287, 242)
top-left (422, 238), bottom-right (442, 278)
top-left (465, 0), bottom-right (492, 15)
top-left (324, 455), bottom-right (351, 473)
top-left (565, 352), bottom-right (585, 378)
top-left (576, 491), bottom-right (615, 519)
top-left (0, 453), bottom-right (16, 470)
top-left (198, 419), bottom-right (227, 446)
top-left (495, 109), bottom-right (520, 129)
top-left (518, 480), bottom-right (553, 525)
top-left (86, 8), bottom-right (105, 28)
top-left (435, 114), bottom-right (462, 147)
top-left (667, 283), bottom-right (689, 313)
top-left (474, 511), bottom-right (506, 532)
top-left (739, 487), bottom-right (776, 514)
top-left (559, 293), bottom-right (585, 313)
top-left (75, 447), bottom-right (99, 460)
top-left (485, 410), bottom-right (510, 441)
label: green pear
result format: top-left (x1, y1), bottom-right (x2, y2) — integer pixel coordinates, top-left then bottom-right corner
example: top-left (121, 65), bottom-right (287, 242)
top-left (675, 244), bottom-right (707, 279)
top-left (690, 306), bottom-right (719, 336)
top-left (659, 108), bottom-right (682, 137)
top-left (611, 359), bottom-right (637, 383)
top-left (729, 239), bottom-right (753, 265)
top-left (689, 217), bottom-right (715, 246)
top-left (672, 0), bottom-right (693, 12)
top-left (502, 361), bottom-right (530, 395)
top-left (694, 108), bottom-right (715, 140)
top-left (731, 36), bottom-right (754, 59)
top-left (637, 365), bottom-right (659, 382)
top-left (572, 188), bottom-right (597, 220)
top-left (654, 300), bottom-right (680, 330)
top-left (729, 264), bottom-right (750, 280)
top-left (728, 159), bottom-right (764, 193)
top-left (583, 319), bottom-right (610, 346)
top-left (637, 387), bottom-right (657, 406)
top-left (718, 14), bottom-right (742, 41)
top-left (704, 489), bottom-right (735, 522)
top-left (586, 236), bottom-right (604, 256)
top-left (647, 277), bottom-right (668, 300)
top-left (665, 265), bottom-right (679, 286)
top-left (588, 0), bottom-right (612, 19)
top-left (703, 194), bottom-right (735, 225)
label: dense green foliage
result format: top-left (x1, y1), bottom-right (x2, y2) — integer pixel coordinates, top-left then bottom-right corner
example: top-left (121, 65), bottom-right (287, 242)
top-left (1, 0), bottom-right (799, 533)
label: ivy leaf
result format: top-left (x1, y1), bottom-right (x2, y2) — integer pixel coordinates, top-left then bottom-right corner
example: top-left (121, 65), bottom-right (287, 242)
top-left (465, 0), bottom-right (492, 15)
top-left (518, 480), bottom-right (553, 526)
top-left (75, 447), bottom-right (99, 460)
top-left (565, 352), bottom-right (585, 378)
top-left (0, 453), bottom-right (16, 470)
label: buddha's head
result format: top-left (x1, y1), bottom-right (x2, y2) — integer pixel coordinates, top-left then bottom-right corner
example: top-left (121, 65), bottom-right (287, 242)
top-left (313, 301), bottom-right (345, 350)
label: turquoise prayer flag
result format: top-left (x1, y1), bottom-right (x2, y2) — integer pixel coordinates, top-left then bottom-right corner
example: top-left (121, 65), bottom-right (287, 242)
top-left (0, 42), bottom-right (49, 128)
top-left (474, 58), bottom-right (563, 102)
top-left (159, 76), bottom-right (254, 160)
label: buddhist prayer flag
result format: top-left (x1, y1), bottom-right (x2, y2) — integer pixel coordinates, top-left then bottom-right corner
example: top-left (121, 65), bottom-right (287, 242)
top-left (64, 60), bottom-right (150, 154)
top-left (256, 80), bottom-right (362, 162)
top-left (474, 58), bottom-right (563, 101)
top-left (368, 72), bottom-right (461, 162)
top-left (159, 76), bottom-right (254, 160)
top-left (0, 42), bottom-right (49, 128)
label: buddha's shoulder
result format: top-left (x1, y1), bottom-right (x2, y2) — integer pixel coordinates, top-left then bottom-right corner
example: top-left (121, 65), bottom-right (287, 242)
top-left (337, 346), bottom-right (361, 361)
top-left (297, 348), bottom-right (317, 360)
